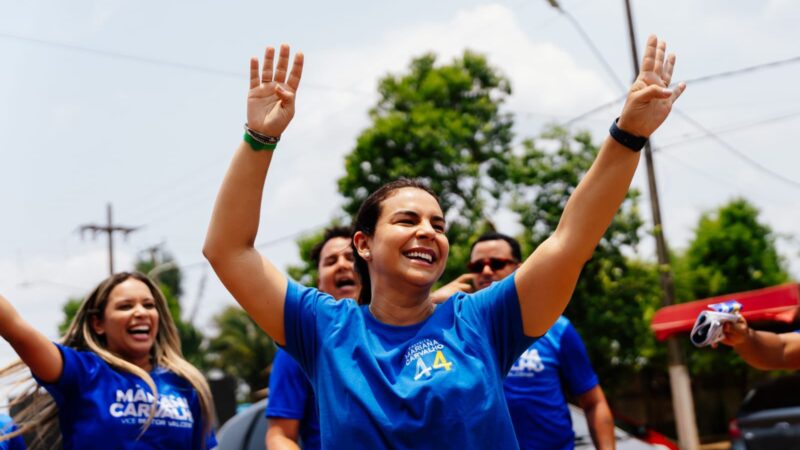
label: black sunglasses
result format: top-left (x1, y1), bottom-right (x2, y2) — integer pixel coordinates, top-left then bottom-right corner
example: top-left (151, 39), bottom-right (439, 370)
top-left (467, 258), bottom-right (517, 274)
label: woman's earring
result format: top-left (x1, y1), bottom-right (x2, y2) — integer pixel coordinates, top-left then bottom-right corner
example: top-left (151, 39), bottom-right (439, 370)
top-left (363, 251), bottom-right (371, 260)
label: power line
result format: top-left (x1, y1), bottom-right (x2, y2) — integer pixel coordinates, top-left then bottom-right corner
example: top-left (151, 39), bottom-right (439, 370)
top-left (0, 31), bottom-right (371, 95)
top-left (542, 6), bottom-right (800, 192)
top-left (566, 55), bottom-right (800, 125)
top-left (150, 222), bottom-right (332, 274)
top-left (78, 203), bottom-right (141, 275)
top-left (657, 109), bottom-right (800, 150)
top-left (672, 109), bottom-right (800, 190)
top-left (546, 3), bottom-right (628, 93)
top-left (687, 55), bottom-right (800, 85)
top-left (655, 150), bottom-right (749, 197)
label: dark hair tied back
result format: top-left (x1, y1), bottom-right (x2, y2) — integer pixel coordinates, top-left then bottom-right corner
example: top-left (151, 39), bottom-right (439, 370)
top-left (351, 179), bottom-right (440, 305)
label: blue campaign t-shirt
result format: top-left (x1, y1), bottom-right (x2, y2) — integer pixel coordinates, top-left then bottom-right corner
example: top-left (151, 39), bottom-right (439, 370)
top-left (282, 274), bottom-right (535, 450)
top-left (504, 316), bottom-right (598, 450)
top-left (264, 349), bottom-right (321, 450)
top-left (0, 414), bottom-right (25, 450)
top-left (37, 344), bottom-right (217, 450)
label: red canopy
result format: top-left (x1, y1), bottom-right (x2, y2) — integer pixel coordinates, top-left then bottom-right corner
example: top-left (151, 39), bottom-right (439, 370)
top-left (650, 283), bottom-right (800, 341)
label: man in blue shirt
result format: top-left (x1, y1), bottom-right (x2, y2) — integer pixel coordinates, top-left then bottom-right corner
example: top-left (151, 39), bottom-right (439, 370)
top-left (437, 232), bottom-right (616, 450)
top-left (264, 226), bottom-right (360, 450)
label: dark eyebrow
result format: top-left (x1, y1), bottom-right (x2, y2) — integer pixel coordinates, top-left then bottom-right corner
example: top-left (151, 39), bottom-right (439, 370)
top-left (390, 210), bottom-right (420, 219)
top-left (391, 210), bottom-right (446, 225)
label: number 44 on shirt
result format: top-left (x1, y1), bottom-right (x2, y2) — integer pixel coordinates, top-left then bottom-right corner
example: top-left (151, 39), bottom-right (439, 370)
top-left (414, 351), bottom-right (454, 381)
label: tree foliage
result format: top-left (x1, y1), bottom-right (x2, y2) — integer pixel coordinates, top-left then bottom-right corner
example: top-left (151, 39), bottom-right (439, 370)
top-left (500, 126), bottom-right (662, 391)
top-left (675, 198), bottom-right (790, 376)
top-left (337, 50), bottom-right (514, 282)
top-left (684, 198), bottom-right (788, 299)
top-left (207, 306), bottom-right (276, 400)
top-left (58, 298), bottom-right (83, 336)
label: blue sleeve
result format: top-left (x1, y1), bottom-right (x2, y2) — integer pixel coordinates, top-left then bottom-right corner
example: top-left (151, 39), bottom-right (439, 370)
top-left (204, 431), bottom-right (218, 449)
top-left (0, 415), bottom-right (26, 450)
top-left (265, 350), bottom-right (310, 420)
top-left (283, 279), bottom-right (346, 380)
top-left (457, 274), bottom-right (536, 373)
top-left (558, 322), bottom-right (599, 397)
top-left (189, 386), bottom-right (217, 450)
top-left (34, 344), bottom-right (101, 407)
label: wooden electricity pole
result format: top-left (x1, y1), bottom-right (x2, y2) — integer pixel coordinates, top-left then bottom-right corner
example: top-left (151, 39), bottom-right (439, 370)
top-left (79, 203), bottom-right (140, 275)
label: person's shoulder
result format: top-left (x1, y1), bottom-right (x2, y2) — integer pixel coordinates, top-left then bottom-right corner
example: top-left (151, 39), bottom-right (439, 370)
top-left (461, 273), bottom-right (518, 304)
top-left (287, 279), bottom-right (360, 311)
top-left (554, 316), bottom-right (572, 330)
top-left (272, 348), bottom-right (303, 372)
top-left (539, 316), bottom-right (571, 344)
top-left (57, 343), bottom-right (107, 371)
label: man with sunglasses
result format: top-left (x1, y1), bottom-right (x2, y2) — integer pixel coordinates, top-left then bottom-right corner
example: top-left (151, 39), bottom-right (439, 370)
top-left (437, 232), bottom-right (616, 450)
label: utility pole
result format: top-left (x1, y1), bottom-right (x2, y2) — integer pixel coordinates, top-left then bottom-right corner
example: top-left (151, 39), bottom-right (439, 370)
top-left (622, 1), bottom-right (700, 448)
top-left (79, 203), bottom-right (140, 276)
top-left (142, 243), bottom-right (163, 267)
top-left (141, 242), bottom-right (166, 282)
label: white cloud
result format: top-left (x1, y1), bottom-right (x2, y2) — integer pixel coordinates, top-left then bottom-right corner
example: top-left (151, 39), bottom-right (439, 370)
top-left (0, 248), bottom-right (135, 366)
top-left (309, 3), bottom-right (612, 117)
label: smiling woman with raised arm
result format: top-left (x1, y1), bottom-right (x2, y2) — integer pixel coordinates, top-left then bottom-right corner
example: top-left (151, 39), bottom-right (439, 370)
top-left (0, 272), bottom-right (217, 449)
top-left (204, 36), bottom-right (685, 449)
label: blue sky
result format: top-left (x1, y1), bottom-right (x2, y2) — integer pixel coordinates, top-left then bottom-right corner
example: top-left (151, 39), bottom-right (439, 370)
top-left (1, 0), bottom-right (798, 365)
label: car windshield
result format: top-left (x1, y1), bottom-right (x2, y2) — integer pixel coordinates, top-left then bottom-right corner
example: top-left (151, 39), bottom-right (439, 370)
top-left (740, 374), bottom-right (800, 414)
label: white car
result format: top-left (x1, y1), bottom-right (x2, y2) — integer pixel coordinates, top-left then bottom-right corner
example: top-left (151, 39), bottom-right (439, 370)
top-left (569, 404), bottom-right (674, 450)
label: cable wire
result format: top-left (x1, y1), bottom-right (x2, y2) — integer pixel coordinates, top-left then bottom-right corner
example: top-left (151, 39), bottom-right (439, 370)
top-left (657, 109), bottom-right (800, 150)
top-left (672, 109), bottom-right (800, 190)
top-left (566, 55), bottom-right (800, 125)
top-left (0, 31), bottom-right (371, 95)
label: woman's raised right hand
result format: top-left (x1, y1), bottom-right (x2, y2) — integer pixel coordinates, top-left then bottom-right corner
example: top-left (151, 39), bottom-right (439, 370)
top-left (246, 44), bottom-right (304, 138)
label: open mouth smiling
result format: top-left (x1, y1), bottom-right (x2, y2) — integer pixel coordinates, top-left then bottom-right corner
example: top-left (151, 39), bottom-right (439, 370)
top-left (334, 277), bottom-right (356, 289)
top-left (403, 248), bottom-right (437, 265)
top-left (128, 325), bottom-right (151, 336)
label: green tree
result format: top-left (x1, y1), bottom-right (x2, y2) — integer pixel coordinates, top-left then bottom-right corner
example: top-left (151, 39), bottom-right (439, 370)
top-left (287, 229), bottom-right (326, 287)
top-left (58, 298), bottom-right (83, 335)
top-left (676, 198), bottom-right (790, 376)
top-left (207, 306), bottom-right (276, 400)
top-left (337, 50), bottom-right (514, 282)
top-left (502, 126), bottom-right (663, 392)
top-left (684, 198), bottom-right (788, 299)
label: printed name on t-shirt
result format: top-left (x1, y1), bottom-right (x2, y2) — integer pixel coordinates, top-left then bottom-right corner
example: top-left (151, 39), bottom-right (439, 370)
top-left (109, 386), bottom-right (194, 428)
top-left (403, 338), bottom-right (455, 381)
top-left (508, 348), bottom-right (544, 377)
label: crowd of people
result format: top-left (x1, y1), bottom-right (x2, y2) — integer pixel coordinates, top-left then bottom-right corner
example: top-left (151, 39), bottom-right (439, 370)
top-left (1, 34), bottom-right (790, 450)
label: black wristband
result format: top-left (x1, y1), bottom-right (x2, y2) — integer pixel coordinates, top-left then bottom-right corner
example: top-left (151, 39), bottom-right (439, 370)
top-left (609, 118), bottom-right (647, 152)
